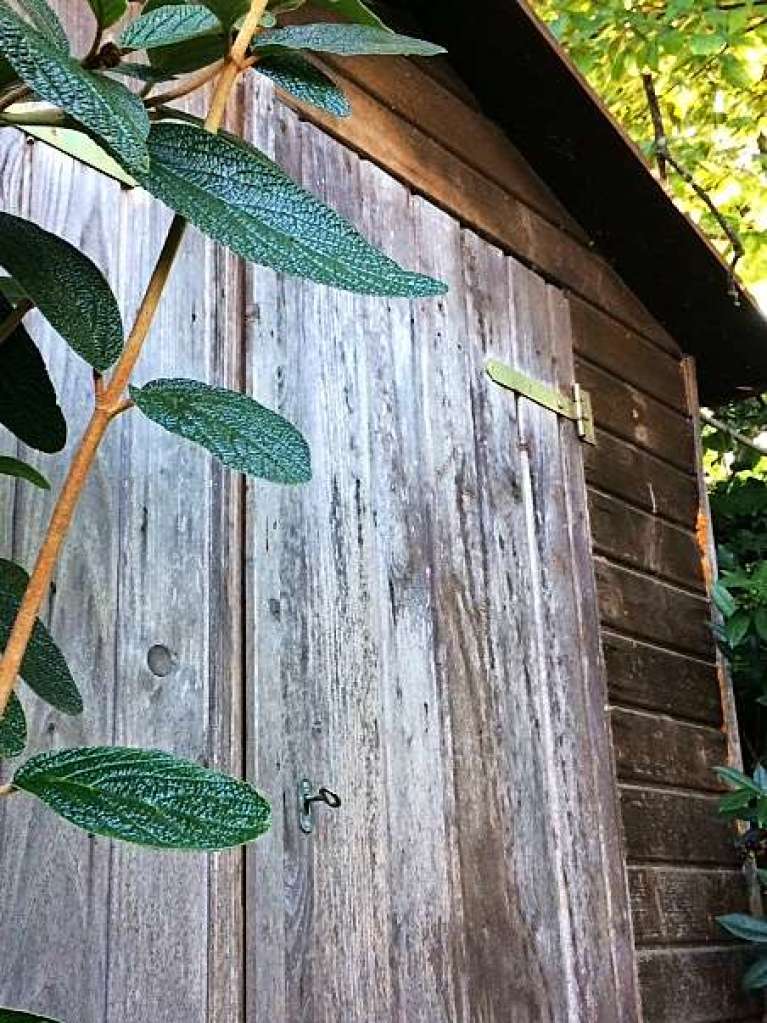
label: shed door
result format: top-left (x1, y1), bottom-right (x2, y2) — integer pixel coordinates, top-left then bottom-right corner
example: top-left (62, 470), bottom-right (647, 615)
top-left (244, 83), bottom-right (637, 1023)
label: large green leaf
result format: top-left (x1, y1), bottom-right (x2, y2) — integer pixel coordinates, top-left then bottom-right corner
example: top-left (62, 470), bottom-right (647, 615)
top-left (0, 213), bottom-right (123, 372)
top-left (0, 456), bottom-right (49, 489)
top-left (121, 4), bottom-right (222, 51)
top-left (84, 0), bottom-right (127, 29)
top-left (7, 0), bottom-right (69, 52)
top-left (257, 53), bottom-right (350, 117)
top-left (141, 0), bottom-right (226, 74)
top-left (255, 23), bottom-right (445, 56)
top-left (130, 378), bottom-right (312, 483)
top-left (718, 913), bottom-right (767, 943)
top-left (0, 294), bottom-right (66, 453)
top-left (0, 692), bottom-right (26, 759)
top-left (0, 5), bottom-right (150, 172)
top-left (0, 1009), bottom-right (64, 1023)
top-left (311, 0), bottom-right (388, 30)
top-left (0, 564), bottom-right (82, 715)
top-left (139, 122), bottom-right (447, 297)
top-left (13, 746), bottom-right (272, 849)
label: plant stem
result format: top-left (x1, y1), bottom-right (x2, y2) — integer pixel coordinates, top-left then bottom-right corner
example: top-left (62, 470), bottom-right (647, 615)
top-left (0, 299), bottom-right (34, 346)
top-left (0, 0), bottom-right (269, 717)
top-left (144, 60), bottom-right (225, 110)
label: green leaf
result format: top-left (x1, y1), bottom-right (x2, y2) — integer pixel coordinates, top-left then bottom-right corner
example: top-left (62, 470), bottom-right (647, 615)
top-left (255, 23), bottom-right (446, 57)
top-left (0, 565), bottom-right (82, 715)
top-left (0, 213), bottom-right (123, 372)
top-left (712, 580), bottom-right (736, 617)
top-left (0, 1010), bottom-right (64, 1023)
top-left (9, 0), bottom-right (69, 51)
top-left (718, 788), bottom-right (755, 814)
top-left (256, 53), bottom-right (350, 117)
top-left (0, 5), bottom-right (150, 172)
top-left (718, 913), bottom-right (767, 943)
top-left (139, 122), bottom-right (447, 297)
top-left (743, 955), bottom-right (767, 990)
top-left (120, 4), bottom-right (222, 51)
top-left (754, 607), bottom-right (767, 642)
top-left (13, 746), bottom-right (272, 849)
top-left (726, 609), bottom-right (751, 646)
top-left (715, 765), bottom-right (767, 793)
top-left (130, 378), bottom-right (312, 483)
top-left (203, 0), bottom-right (249, 28)
top-left (0, 276), bottom-right (28, 304)
top-left (0, 692), bottom-right (26, 759)
top-left (311, 0), bottom-right (388, 30)
top-left (0, 294), bottom-right (66, 453)
top-left (84, 0), bottom-right (127, 29)
top-left (140, 0), bottom-right (226, 73)
top-left (0, 456), bottom-right (49, 489)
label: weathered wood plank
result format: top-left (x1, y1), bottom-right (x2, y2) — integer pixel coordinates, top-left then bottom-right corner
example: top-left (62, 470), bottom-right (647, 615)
top-left (275, 68), bottom-right (677, 352)
top-left (590, 489), bottom-right (705, 590)
top-left (576, 359), bottom-right (696, 471)
top-left (570, 296), bottom-right (687, 409)
top-left (621, 787), bottom-right (738, 865)
top-left (637, 947), bottom-right (761, 1021)
top-left (629, 867), bottom-right (749, 945)
top-left (584, 434), bottom-right (700, 529)
top-left (596, 558), bottom-right (715, 658)
top-left (604, 632), bottom-right (722, 727)
top-left (0, 131), bottom-right (120, 1023)
top-left (611, 708), bottom-right (728, 791)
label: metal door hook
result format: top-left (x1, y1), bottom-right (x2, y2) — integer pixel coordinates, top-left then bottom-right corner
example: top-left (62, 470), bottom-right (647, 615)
top-left (298, 779), bottom-right (342, 834)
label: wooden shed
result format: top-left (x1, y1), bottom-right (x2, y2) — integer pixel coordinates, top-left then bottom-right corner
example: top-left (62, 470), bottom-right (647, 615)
top-left (0, 1), bottom-right (765, 1021)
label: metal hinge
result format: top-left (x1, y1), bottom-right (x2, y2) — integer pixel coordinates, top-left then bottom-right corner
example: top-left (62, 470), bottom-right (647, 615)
top-left (486, 359), bottom-right (596, 446)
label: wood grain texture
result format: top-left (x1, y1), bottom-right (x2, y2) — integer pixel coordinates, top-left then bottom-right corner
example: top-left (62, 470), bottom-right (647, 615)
top-left (0, 91), bottom-right (244, 1022)
top-left (611, 708), bottom-right (728, 791)
top-left (629, 866), bottom-right (749, 945)
top-left (584, 433), bottom-right (700, 529)
top-left (243, 77), bottom-right (637, 1021)
top-left (621, 787), bottom-right (738, 865)
top-left (570, 296), bottom-right (687, 410)
top-left (576, 359), bottom-right (696, 472)
top-left (604, 632), bottom-right (722, 726)
top-left (590, 489), bottom-right (705, 590)
top-left (596, 558), bottom-right (715, 658)
top-left (637, 947), bottom-right (761, 1021)
top-left (273, 64), bottom-right (678, 355)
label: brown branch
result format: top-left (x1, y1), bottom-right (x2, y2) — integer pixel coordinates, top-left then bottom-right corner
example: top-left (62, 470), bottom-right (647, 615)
top-left (641, 72), bottom-right (745, 301)
top-left (143, 60), bottom-right (225, 109)
top-left (0, 0), bottom-right (271, 718)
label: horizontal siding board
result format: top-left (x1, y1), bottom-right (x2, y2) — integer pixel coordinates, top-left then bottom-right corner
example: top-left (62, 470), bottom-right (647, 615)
top-left (621, 787), bottom-right (738, 865)
top-left (590, 490), bottom-right (705, 591)
top-left (596, 559), bottom-right (714, 659)
top-left (571, 296), bottom-right (686, 409)
top-left (638, 947), bottom-right (761, 1022)
top-left (584, 434), bottom-right (699, 529)
top-left (603, 633), bottom-right (722, 727)
top-left (576, 360), bottom-right (695, 471)
top-left (611, 708), bottom-right (727, 791)
top-left (629, 867), bottom-right (749, 945)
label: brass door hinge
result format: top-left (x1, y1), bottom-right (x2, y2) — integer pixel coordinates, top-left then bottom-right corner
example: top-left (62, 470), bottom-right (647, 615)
top-left (486, 359), bottom-right (596, 446)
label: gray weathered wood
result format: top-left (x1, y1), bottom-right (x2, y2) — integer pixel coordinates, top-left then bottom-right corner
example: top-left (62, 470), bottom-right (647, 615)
top-left (243, 78), bottom-right (637, 1020)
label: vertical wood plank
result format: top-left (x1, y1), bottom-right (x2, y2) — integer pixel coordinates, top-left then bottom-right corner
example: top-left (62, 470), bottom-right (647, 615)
top-left (0, 133), bottom-right (121, 1023)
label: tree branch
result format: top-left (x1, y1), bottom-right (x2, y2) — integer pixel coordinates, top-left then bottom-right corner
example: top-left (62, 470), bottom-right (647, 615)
top-left (0, 0), bottom-right (271, 717)
top-left (0, 298), bottom-right (34, 347)
top-left (642, 72), bottom-right (745, 301)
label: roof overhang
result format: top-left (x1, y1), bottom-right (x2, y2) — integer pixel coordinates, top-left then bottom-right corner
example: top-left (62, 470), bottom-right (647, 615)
top-left (397, 0), bottom-right (767, 406)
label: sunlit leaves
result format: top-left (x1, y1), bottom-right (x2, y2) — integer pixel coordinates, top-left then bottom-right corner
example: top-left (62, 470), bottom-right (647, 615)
top-left (139, 121), bottom-right (447, 297)
top-left (0, 213), bottom-right (123, 371)
top-left (131, 378), bottom-right (312, 483)
top-left (13, 746), bottom-right (272, 849)
top-left (0, 5), bottom-right (150, 172)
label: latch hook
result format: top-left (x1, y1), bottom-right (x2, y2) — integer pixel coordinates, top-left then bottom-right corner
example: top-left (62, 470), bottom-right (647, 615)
top-left (298, 779), bottom-right (342, 835)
